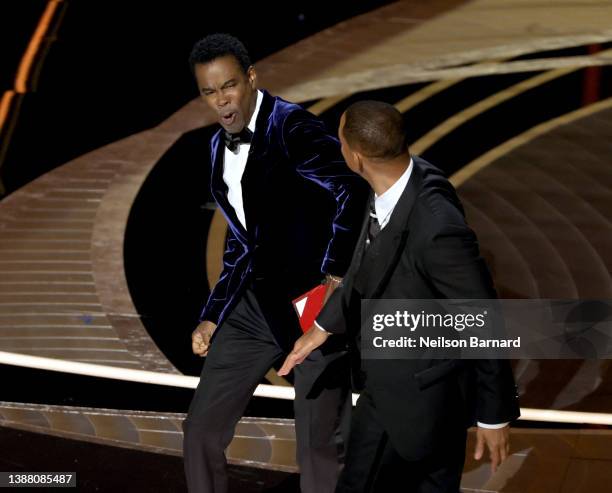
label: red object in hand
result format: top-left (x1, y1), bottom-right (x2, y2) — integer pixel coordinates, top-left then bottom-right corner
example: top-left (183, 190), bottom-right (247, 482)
top-left (292, 284), bottom-right (327, 333)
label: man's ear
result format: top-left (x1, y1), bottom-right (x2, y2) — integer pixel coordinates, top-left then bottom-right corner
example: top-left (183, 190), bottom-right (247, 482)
top-left (247, 66), bottom-right (257, 89)
top-left (354, 151), bottom-right (365, 175)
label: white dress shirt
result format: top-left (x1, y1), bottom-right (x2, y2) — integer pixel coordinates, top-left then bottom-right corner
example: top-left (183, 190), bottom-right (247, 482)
top-left (316, 158), bottom-right (507, 429)
top-left (222, 90), bottom-right (263, 230)
top-left (373, 158), bottom-right (413, 231)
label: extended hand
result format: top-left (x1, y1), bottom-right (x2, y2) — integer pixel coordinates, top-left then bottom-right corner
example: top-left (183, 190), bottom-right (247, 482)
top-left (277, 326), bottom-right (330, 376)
top-left (192, 320), bottom-right (217, 357)
top-left (474, 425), bottom-right (510, 473)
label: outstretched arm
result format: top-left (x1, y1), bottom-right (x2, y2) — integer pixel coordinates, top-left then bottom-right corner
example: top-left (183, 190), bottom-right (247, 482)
top-left (283, 109), bottom-right (368, 277)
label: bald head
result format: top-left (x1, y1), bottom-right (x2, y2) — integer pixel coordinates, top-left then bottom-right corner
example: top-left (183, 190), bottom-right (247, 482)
top-left (341, 100), bottom-right (408, 160)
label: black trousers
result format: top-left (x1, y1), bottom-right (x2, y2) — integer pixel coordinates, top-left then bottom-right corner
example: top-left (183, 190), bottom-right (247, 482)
top-left (183, 289), bottom-right (351, 493)
top-left (336, 392), bottom-right (466, 493)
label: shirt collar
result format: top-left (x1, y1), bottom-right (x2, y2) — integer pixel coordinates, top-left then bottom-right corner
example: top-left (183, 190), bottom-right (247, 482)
top-left (374, 158), bottom-right (413, 228)
top-left (247, 90), bottom-right (263, 133)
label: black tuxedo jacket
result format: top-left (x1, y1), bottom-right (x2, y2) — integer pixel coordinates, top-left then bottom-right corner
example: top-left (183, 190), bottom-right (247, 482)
top-left (200, 90), bottom-right (368, 349)
top-left (317, 156), bottom-right (520, 460)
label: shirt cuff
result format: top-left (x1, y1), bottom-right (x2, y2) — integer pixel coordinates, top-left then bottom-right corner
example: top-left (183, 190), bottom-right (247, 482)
top-left (314, 321), bottom-right (329, 333)
top-left (477, 421), bottom-right (509, 429)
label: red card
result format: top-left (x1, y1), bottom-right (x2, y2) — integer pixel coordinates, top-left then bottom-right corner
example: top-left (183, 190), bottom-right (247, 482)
top-left (292, 284), bottom-right (327, 333)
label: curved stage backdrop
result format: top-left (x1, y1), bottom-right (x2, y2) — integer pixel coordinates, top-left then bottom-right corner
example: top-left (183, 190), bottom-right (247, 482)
top-left (1, 1), bottom-right (612, 491)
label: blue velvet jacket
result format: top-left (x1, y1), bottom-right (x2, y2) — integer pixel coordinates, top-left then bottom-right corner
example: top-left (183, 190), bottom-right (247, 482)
top-left (200, 90), bottom-right (368, 348)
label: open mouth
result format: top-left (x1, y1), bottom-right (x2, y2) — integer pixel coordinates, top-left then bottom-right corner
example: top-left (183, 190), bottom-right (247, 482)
top-left (221, 112), bottom-right (236, 126)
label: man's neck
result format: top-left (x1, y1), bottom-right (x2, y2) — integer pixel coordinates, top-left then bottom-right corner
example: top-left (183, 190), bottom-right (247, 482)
top-left (367, 154), bottom-right (411, 196)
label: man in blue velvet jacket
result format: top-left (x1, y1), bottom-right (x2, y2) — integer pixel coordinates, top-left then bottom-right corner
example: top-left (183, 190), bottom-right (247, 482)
top-left (181, 34), bottom-right (368, 493)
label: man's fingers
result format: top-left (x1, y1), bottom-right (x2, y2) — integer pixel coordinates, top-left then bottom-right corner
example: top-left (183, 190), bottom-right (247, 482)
top-left (278, 353), bottom-right (300, 376)
top-left (291, 346), bottom-right (309, 365)
top-left (192, 338), bottom-right (209, 356)
top-left (490, 455), bottom-right (500, 473)
top-left (500, 439), bottom-right (509, 463)
top-left (191, 321), bottom-right (216, 357)
top-left (497, 436), bottom-right (509, 472)
top-left (278, 350), bottom-right (308, 376)
top-left (499, 447), bottom-right (507, 465)
top-left (488, 442), bottom-right (500, 473)
top-left (277, 360), bottom-right (294, 376)
top-left (277, 330), bottom-right (325, 376)
top-left (292, 353), bottom-right (307, 366)
top-left (277, 344), bottom-right (300, 376)
top-left (475, 428), bottom-right (510, 474)
top-left (474, 432), bottom-right (485, 460)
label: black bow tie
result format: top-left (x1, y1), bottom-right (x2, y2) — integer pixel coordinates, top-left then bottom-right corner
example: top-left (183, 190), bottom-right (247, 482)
top-left (223, 128), bottom-right (253, 153)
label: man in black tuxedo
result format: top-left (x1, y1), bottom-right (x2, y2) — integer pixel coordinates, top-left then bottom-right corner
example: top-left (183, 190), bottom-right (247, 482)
top-left (279, 101), bottom-right (520, 492)
top-left (182, 34), bottom-right (368, 493)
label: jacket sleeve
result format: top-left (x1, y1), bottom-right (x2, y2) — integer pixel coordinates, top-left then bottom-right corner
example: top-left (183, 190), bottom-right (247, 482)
top-left (199, 227), bottom-right (247, 325)
top-left (315, 285), bottom-right (349, 334)
top-left (421, 223), bottom-right (520, 424)
top-left (421, 223), bottom-right (497, 299)
top-left (283, 109), bottom-right (368, 277)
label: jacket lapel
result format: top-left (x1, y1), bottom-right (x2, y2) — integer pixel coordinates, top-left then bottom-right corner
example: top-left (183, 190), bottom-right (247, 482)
top-left (357, 159), bottom-right (424, 298)
top-left (210, 130), bottom-right (248, 242)
top-left (343, 191), bottom-right (371, 281)
top-left (241, 90), bottom-right (276, 239)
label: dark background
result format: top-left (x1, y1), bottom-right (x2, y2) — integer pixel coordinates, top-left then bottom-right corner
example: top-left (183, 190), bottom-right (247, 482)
top-left (0, 0), bottom-right (393, 194)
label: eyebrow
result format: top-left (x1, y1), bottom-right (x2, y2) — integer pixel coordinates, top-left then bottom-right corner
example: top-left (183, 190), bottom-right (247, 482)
top-left (200, 78), bottom-right (238, 93)
top-left (221, 78), bottom-right (237, 88)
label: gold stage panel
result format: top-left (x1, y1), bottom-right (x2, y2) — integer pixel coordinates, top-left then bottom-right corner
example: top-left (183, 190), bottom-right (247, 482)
top-left (2, 401), bottom-right (612, 491)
